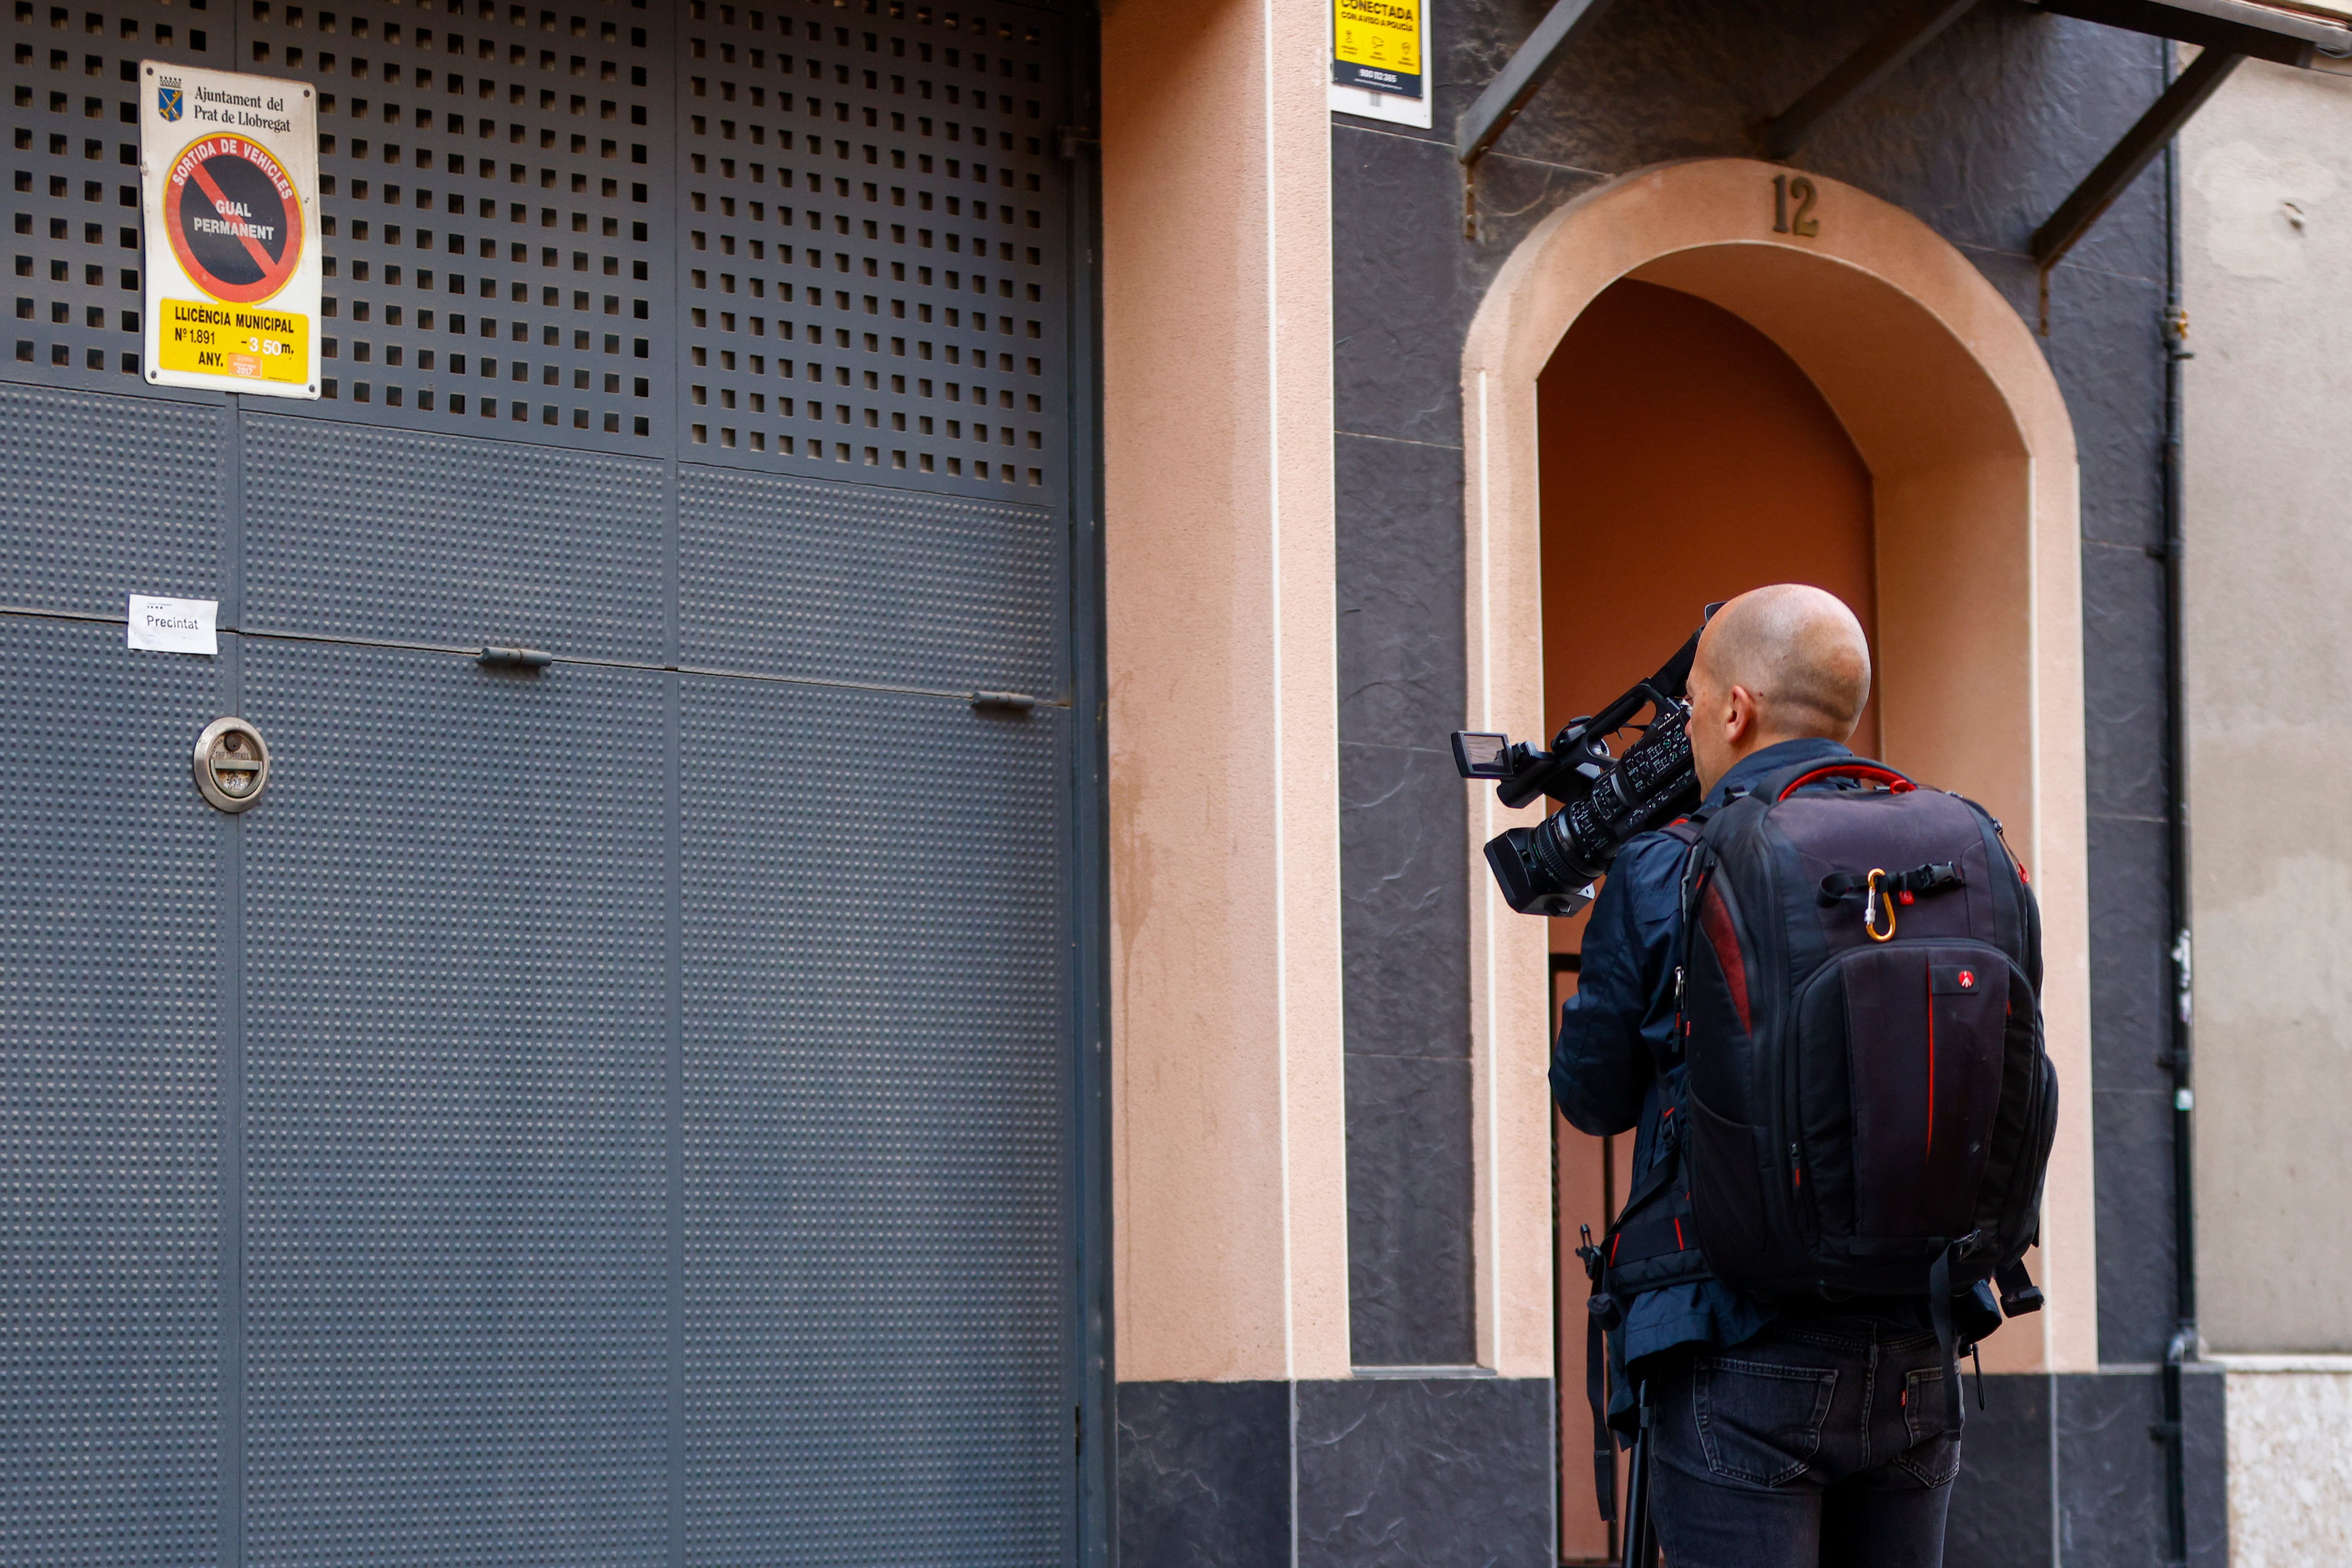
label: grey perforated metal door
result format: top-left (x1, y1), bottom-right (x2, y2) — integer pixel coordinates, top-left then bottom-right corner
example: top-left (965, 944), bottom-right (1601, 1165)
top-left (0, 2), bottom-right (1103, 1564)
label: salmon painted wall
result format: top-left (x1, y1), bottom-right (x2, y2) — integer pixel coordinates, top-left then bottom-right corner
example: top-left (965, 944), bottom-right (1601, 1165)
top-left (1536, 277), bottom-right (1879, 964)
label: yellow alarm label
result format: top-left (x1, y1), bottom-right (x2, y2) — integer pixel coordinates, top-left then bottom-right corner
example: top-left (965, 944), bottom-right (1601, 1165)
top-left (156, 297), bottom-right (308, 383)
top-left (1335, 0), bottom-right (1419, 76)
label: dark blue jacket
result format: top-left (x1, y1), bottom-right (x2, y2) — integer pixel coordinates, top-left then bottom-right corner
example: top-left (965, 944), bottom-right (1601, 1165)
top-left (1551, 736), bottom-right (1855, 1390)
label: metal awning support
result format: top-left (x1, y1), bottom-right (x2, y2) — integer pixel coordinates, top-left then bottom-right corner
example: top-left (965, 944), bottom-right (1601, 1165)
top-left (1765, 0), bottom-right (1984, 161)
top-left (1454, 0), bottom-right (1620, 170)
top-left (2022, 0), bottom-right (2347, 324)
top-left (1449, 0), bottom-right (2346, 252)
top-left (2033, 0), bottom-right (2351, 64)
top-left (2032, 44), bottom-right (2247, 269)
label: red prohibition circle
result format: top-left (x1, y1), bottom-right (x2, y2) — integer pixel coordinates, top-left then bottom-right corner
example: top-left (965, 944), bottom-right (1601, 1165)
top-left (162, 134), bottom-right (303, 304)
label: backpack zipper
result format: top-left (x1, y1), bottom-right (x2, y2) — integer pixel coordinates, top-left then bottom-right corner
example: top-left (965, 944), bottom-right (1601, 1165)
top-left (1788, 1133), bottom-right (1820, 1249)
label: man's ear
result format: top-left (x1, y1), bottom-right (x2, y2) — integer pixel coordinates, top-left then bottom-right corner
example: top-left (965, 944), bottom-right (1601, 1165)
top-left (1725, 684), bottom-right (1760, 745)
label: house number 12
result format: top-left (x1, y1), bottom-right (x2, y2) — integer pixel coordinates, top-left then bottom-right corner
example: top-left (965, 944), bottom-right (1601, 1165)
top-left (1773, 174), bottom-right (1821, 237)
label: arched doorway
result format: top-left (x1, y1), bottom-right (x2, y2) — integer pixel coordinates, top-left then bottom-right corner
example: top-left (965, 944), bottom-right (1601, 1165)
top-left (1537, 278), bottom-right (1880, 766)
top-left (1538, 277), bottom-right (1882, 1556)
top-left (1453, 159), bottom-right (2098, 1555)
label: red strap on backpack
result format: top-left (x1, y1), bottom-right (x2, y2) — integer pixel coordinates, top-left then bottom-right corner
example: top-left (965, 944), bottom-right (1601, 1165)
top-left (1774, 762), bottom-right (1916, 801)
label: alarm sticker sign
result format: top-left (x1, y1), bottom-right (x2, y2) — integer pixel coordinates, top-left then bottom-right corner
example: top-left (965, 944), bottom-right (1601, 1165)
top-left (1329, 0), bottom-right (1430, 129)
top-left (139, 63), bottom-right (320, 398)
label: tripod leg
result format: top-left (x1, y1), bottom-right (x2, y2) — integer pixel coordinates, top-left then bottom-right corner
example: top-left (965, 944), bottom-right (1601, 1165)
top-left (1629, 1470), bottom-right (1657, 1568)
top-left (1620, 1380), bottom-right (1657, 1568)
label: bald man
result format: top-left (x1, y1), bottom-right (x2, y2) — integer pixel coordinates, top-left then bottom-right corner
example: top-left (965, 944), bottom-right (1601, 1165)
top-left (1554, 586), bottom-right (1958, 1568)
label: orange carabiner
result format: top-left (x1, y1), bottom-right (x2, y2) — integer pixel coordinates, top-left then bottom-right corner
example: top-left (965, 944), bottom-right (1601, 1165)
top-left (1863, 868), bottom-right (1897, 943)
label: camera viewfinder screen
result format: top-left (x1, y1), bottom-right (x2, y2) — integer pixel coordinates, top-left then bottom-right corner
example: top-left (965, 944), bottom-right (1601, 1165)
top-left (1454, 732), bottom-right (1510, 776)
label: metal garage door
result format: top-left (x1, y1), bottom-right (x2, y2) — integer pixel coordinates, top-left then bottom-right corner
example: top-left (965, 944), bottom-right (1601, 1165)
top-left (0, 2), bottom-right (1104, 1563)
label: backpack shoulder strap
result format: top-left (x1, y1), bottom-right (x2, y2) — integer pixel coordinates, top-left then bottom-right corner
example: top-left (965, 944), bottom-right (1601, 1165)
top-left (1643, 816), bottom-right (1701, 920)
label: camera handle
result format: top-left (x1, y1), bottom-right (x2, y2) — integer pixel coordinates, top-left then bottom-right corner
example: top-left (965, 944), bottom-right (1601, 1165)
top-left (1502, 607), bottom-right (1713, 812)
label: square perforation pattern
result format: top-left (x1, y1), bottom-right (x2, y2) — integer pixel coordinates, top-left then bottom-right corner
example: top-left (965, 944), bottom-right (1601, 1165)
top-left (675, 0), bottom-right (1065, 500)
top-left (2, 0), bottom-right (1077, 495)
top-left (243, 0), bottom-right (674, 449)
top-left (3, 0), bottom-right (219, 395)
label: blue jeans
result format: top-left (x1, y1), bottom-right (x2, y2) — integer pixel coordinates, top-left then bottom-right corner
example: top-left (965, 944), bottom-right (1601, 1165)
top-left (1644, 1315), bottom-right (1959, 1568)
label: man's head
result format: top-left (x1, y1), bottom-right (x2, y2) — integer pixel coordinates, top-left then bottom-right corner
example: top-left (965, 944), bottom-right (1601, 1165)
top-left (1685, 584), bottom-right (1872, 794)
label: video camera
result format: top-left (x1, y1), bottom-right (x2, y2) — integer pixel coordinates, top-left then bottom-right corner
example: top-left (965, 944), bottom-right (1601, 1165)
top-left (1451, 607), bottom-right (1718, 918)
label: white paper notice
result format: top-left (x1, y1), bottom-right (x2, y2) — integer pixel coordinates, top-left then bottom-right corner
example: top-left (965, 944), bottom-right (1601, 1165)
top-left (127, 594), bottom-right (219, 655)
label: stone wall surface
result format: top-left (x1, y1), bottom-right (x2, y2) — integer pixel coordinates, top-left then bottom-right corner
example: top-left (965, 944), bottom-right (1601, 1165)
top-left (2218, 1364), bottom-right (2352, 1568)
top-left (2180, 51), bottom-right (2352, 1568)
top-left (2181, 55), bottom-right (2352, 1355)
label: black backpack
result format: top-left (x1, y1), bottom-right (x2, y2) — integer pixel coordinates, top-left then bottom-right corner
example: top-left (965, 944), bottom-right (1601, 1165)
top-left (1585, 755), bottom-right (2058, 1434)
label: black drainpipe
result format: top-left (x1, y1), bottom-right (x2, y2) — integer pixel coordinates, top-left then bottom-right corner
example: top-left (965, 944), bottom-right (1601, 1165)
top-left (2156, 40), bottom-right (2199, 1567)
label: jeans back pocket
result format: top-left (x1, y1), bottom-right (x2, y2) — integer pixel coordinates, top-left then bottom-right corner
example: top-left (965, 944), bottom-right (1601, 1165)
top-left (1693, 1356), bottom-right (1837, 1487)
top-left (1897, 1367), bottom-right (1963, 1486)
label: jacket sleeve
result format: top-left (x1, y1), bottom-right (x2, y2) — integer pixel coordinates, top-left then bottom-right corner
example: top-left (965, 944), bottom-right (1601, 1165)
top-left (1549, 832), bottom-right (1683, 1137)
